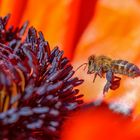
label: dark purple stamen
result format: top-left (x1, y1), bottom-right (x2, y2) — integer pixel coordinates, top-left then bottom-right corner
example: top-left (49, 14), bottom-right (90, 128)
top-left (0, 14), bottom-right (84, 140)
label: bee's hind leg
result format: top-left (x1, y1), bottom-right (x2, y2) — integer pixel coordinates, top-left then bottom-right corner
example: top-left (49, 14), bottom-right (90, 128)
top-left (103, 70), bottom-right (113, 95)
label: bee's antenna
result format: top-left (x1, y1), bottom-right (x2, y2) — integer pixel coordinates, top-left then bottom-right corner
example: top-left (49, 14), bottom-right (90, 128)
top-left (75, 63), bottom-right (88, 72)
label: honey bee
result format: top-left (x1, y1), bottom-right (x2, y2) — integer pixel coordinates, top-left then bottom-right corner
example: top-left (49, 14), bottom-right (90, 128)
top-left (77, 55), bottom-right (140, 94)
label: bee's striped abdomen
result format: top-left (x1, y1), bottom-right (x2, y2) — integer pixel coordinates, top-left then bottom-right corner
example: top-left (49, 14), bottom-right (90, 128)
top-left (111, 60), bottom-right (140, 78)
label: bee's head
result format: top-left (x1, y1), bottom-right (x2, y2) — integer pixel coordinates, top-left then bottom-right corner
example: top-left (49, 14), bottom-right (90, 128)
top-left (87, 55), bottom-right (96, 74)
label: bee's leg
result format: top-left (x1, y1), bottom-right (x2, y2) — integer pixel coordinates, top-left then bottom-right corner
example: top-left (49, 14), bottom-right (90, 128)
top-left (103, 82), bottom-right (112, 95)
top-left (103, 70), bottom-right (113, 94)
top-left (93, 73), bottom-right (98, 83)
top-left (110, 76), bottom-right (121, 90)
top-left (98, 67), bottom-right (103, 78)
top-left (93, 67), bottom-right (103, 82)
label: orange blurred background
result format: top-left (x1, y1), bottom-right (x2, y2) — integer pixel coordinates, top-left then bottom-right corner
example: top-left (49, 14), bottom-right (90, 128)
top-left (1, 0), bottom-right (140, 139)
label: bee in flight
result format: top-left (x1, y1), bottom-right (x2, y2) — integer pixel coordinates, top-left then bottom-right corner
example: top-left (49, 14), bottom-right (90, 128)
top-left (76, 55), bottom-right (140, 94)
